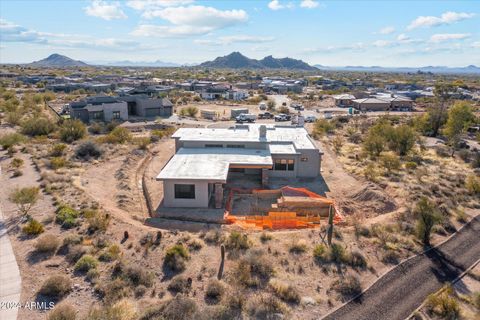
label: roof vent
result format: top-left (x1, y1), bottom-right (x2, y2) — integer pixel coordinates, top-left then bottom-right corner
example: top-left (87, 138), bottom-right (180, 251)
top-left (259, 125), bottom-right (267, 139)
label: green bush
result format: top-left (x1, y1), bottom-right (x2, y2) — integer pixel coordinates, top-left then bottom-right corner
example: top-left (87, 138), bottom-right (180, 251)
top-left (314, 119), bottom-right (335, 136)
top-left (205, 279), bottom-right (224, 300)
top-left (35, 234), bottom-right (60, 254)
top-left (50, 157), bottom-right (66, 170)
top-left (167, 275), bottom-right (191, 293)
top-left (123, 264), bottom-right (154, 287)
top-left (10, 157), bottom-right (24, 168)
top-left (164, 244), bottom-right (190, 272)
top-left (74, 255), bottom-right (98, 273)
top-left (50, 143), bottom-right (67, 157)
top-left (22, 117), bottom-right (57, 136)
top-left (225, 231), bottom-right (250, 251)
top-left (330, 243), bottom-right (349, 263)
top-left (75, 141), bottom-right (102, 160)
top-left (104, 127), bottom-right (131, 144)
top-left (86, 210), bottom-right (110, 233)
top-left (99, 244), bottom-right (121, 262)
top-left (0, 133), bottom-right (26, 149)
top-left (235, 250), bottom-right (273, 288)
top-left (313, 244), bottom-right (328, 262)
top-left (56, 205), bottom-right (79, 229)
top-left (47, 303), bottom-right (76, 320)
top-left (22, 219), bottom-right (44, 236)
top-left (466, 175), bottom-right (480, 194)
top-left (59, 119), bottom-right (86, 143)
top-left (39, 275), bottom-right (72, 298)
top-left (331, 275), bottom-right (362, 300)
top-left (380, 152), bottom-right (401, 174)
top-left (426, 287), bottom-right (460, 318)
top-left (405, 161), bottom-right (418, 171)
top-left (269, 279), bottom-right (300, 303)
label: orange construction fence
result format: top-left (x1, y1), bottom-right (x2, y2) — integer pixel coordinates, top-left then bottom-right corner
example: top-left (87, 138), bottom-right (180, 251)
top-left (224, 186), bottom-right (344, 230)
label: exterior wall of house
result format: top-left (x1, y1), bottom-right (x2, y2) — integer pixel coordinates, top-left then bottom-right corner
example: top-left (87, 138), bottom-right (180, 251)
top-left (135, 98), bottom-right (169, 117)
top-left (355, 102), bottom-right (390, 111)
top-left (296, 149), bottom-right (321, 177)
top-left (102, 102), bottom-right (128, 122)
top-left (70, 108), bottom-right (89, 123)
top-left (268, 155), bottom-right (298, 178)
top-left (163, 180), bottom-right (210, 208)
top-left (391, 101), bottom-right (413, 110)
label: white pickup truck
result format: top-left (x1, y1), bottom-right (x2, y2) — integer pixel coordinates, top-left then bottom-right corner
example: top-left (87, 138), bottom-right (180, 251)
top-left (236, 113), bottom-right (257, 123)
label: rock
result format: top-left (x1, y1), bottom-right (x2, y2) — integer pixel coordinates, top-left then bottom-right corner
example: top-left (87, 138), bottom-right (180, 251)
top-left (301, 296), bottom-right (317, 306)
top-left (73, 284), bottom-right (81, 290)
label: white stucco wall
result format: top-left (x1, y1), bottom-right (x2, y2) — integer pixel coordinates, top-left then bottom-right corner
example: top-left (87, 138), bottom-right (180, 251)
top-left (163, 180), bottom-right (210, 208)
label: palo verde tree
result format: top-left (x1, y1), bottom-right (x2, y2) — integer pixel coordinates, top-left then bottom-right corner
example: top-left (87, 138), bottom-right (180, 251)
top-left (414, 197), bottom-right (442, 246)
top-left (444, 102), bottom-right (475, 156)
top-left (9, 187), bottom-right (40, 218)
top-left (430, 83), bottom-right (455, 137)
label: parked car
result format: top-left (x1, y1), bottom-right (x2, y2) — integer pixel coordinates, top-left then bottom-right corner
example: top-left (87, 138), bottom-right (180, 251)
top-left (274, 113), bottom-right (291, 122)
top-left (292, 103), bottom-right (304, 111)
top-left (305, 115), bottom-right (317, 123)
top-left (236, 113), bottom-right (257, 123)
top-left (259, 102), bottom-right (266, 110)
top-left (258, 112), bottom-right (274, 119)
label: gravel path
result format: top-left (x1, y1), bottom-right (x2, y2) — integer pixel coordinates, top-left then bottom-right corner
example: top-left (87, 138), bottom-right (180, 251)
top-left (323, 215), bottom-right (480, 320)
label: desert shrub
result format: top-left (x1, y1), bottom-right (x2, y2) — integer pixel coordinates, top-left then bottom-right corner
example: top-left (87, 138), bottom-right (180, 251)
top-left (140, 295), bottom-right (197, 320)
top-left (465, 175), bottom-right (480, 194)
top-left (22, 117), bottom-right (56, 136)
top-left (50, 157), bottom-right (66, 170)
top-left (260, 232), bottom-right (272, 243)
top-left (0, 133), bottom-right (27, 149)
top-left (314, 119), bottom-right (335, 136)
top-left (97, 278), bottom-right (131, 304)
top-left (22, 219), bottom-right (44, 236)
top-left (134, 285), bottom-right (147, 298)
top-left (202, 229), bottom-right (223, 244)
top-left (88, 122), bottom-right (103, 134)
top-left (313, 244), bottom-right (328, 262)
top-left (182, 106), bottom-right (198, 117)
top-left (381, 250), bottom-right (400, 264)
top-left (47, 303), bottom-right (76, 320)
top-left (75, 140), bottom-right (102, 160)
top-left (380, 152), bottom-right (401, 174)
top-left (269, 279), bottom-right (300, 303)
top-left (277, 106), bottom-right (290, 114)
top-left (363, 163), bottom-right (379, 181)
top-left (187, 239), bottom-right (203, 251)
top-left (123, 264), bottom-right (154, 287)
top-left (66, 245), bottom-right (86, 264)
top-left (50, 143), bottom-right (67, 157)
top-left (134, 137), bottom-right (150, 150)
top-left (56, 205), bottom-right (79, 229)
top-left (87, 299), bottom-right (136, 320)
top-left (105, 121), bottom-right (120, 132)
top-left (329, 243), bottom-right (349, 263)
top-left (164, 244), bottom-right (190, 272)
top-left (9, 186), bottom-right (39, 216)
top-left (104, 127), bottom-right (131, 144)
top-left (415, 197), bottom-right (442, 245)
top-left (405, 161), bottom-right (418, 171)
top-left (331, 275), bottom-right (362, 300)
top-left (289, 239), bottom-right (307, 254)
top-left (167, 275), bottom-right (191, 293)
top-left (59, 119), bottom-right (86, 143)
top-left (235, 249), bottom-right (274, 288)
top-left (87, 210), bottom-right (110, 233)
top-left (74, 255), bottom-right (98, 273)
top-left (426, 287), bottom-right (460, 318)
top-left (225, 231), bottom-right (250, 251)
top-left (205, 279), bottom-right (224, 301)
top-left (11, 157), bottom-right (24, 168)
top-left (99, 244), bottom-right (121, 262)
top-left (349, 250), bottom-right (368, 269)
top-left (35, 234), bottom-right (60, 254)
top-left (246, 294), bottom-right (287, 319)
top-left (39, 275), bottom-right (72, 298)
top-left (473, 292), bottom-right (480, 309)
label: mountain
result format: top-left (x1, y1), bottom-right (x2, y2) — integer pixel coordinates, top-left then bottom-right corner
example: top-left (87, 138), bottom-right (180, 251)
top-left (313, 64), bottom-right (480, 74)
top-left (200, 52), bottom-right (317, 70)
top-left (29, 54), bottom-right (88, 68)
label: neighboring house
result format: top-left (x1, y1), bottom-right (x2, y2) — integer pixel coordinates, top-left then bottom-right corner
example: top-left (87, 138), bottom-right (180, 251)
top-left (352, 98), bottom-right (391, 111)
top-left (224, 89), bottom-right (249, 100)
top-left (69, 95), bottom-right (173, 122)
top-left (200, 86), bottom-right (229, 100)
top-left (69, 96), bottom-right (128, 123)
top-left (156, 124), bottom-right (322, 208)
top-left (333, 94), bottom-right (356, 107)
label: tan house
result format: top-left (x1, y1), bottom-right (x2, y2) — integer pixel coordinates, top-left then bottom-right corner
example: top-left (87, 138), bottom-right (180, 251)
top-left (333, 94), bottom-right (356, 107)
top-left (352, 98), bottom-right (391, 111)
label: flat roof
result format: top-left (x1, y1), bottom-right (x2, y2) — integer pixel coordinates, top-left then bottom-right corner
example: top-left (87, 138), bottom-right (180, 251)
top-left (268, 143), bottom-right (298, 155)
top-left (156, 148), bottom-right (273, 182)
top-left (172, 124), bottom-right (317, 150)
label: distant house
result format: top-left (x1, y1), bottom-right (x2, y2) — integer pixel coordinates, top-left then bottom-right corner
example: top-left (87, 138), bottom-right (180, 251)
top-left (200, 86), bottom-right (229, 100)
top-left (352, 94), bottom-right (414, 112)
top-left (224, 89), bottom-right (249, 100)
top-left (69, 95), bottom-right (173, 123)
top-left (352, 98), bottom-right (391, 111)
top-left (333, 94), bottom-right (356, 107)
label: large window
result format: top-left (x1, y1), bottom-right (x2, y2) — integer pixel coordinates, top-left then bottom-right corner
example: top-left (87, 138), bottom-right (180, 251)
top-left (205, 144), bottom-right (223, 148)
top-left (112, 111), bottom-right (120, 119)
top-left (90, 111), bottom-right (103, 120)
top-left (274, 159), bottom-right (294, 171)
top-left (174, 184), bottom-right (195, 199)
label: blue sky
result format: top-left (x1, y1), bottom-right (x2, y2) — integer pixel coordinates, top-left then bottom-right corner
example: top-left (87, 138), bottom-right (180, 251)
top-left (0, 0), bottom-right (479, 66)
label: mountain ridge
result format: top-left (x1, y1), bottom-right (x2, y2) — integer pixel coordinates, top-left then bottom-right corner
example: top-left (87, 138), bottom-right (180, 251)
top-left (200, 52), bottom-right (317, 70)
top-left (29, 54), bottom-right (89, 68)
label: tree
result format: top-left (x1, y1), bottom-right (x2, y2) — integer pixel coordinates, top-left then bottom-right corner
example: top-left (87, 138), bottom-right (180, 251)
top-left (363, 132), bottom-right (385, 158)
top-left (380, 152), bottom-right (401, 174)
top-left (332, 135), bottom-right (344, 154)
top-left (9, 187), bottom-right (40, 217)
top-left (429, 83), bottom-right (454, 137)
top-left (389, 125), bottom-right (416, 156)
top-left (444, 102), bottom-right (475, 156)
top-left (59, 119), bottom-right (86, 143)
top-left (414, 197), bottom-right (442, 245)
top-left (267, 99), bottom-right (276, 111)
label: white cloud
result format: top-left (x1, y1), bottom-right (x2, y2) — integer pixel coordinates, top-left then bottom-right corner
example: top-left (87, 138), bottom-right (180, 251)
top-left (300, 0), bottom-right (319, 9)
top-left (132, 5), bottom-right (248, 37)
top-left (472, 41), bottom-right (480, 48)
top-left (268, 0), bottom-right (294, 10)
top-left (373, 40), bottom-right (393, 47)
top-left (0, 19), bottom-right (46, 43)
top-left (429, 33), bottom-right (470, 43)
top-left (407, 11), bottom-right (475, 30)
top-left (195, 35), bottom-right (275, 46)
top-left (84, 0), bottom-right (127, 20)
top-left (126, 0), bottom-right (194, 10)
top-left (397, 33), bottom-right (409, 41)
top-left (378, 26), bottom-right (395, 34)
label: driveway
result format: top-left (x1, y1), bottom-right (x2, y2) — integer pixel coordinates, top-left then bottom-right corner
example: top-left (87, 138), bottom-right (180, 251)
top-left (322, 215), bottom-right (480, 320)
top-left (0, 203), bottom-right (21, 320)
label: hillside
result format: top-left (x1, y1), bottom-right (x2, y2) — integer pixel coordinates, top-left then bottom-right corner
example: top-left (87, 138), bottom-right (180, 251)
top-left (200, 52), bottom-right (317, 70)
top-left (29, 54), bottom-right (89, 68)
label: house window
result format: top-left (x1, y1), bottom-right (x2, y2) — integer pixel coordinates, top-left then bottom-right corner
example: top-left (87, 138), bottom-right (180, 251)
top-left (205, 144), bottom-right (223, 148)
top-left (112, 111), bottom-right (120, 119)
top-left (274, 159), bottom-right (294, 171)
top-left (301, 157), bottom-right (308, 162)
top-left (91, 111), bottom-right (103, 120)
top-left (174, 184), bottom-right (195, 199)
top-left (226, 144), bottom-right (245, 148)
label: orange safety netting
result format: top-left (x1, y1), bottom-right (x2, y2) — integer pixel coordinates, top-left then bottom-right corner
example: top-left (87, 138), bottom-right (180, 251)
top-left (224, 186), bottom-right (344, 230)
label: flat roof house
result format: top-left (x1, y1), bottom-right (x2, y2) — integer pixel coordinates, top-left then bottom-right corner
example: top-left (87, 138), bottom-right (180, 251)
top-left (333, 94), bottom-right (356, 107)
top-left (156, 125), bottom-right (322, 208)
top-left (352, 98), bottom-right (391, 111)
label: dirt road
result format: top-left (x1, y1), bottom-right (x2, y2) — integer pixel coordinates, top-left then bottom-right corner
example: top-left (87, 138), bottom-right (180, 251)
top-left (322, 215), bottom-right (480, 320)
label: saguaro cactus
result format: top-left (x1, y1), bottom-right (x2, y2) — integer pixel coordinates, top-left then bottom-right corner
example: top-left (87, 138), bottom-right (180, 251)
top-left (327, 205), bottom-right (334, 246)
top-left (217, 244), bottom-right (225, 280)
